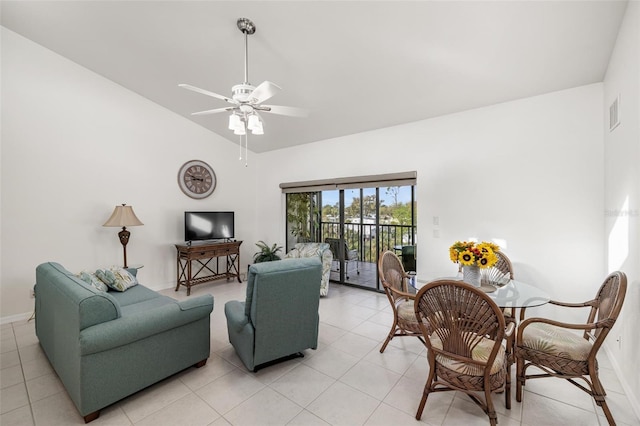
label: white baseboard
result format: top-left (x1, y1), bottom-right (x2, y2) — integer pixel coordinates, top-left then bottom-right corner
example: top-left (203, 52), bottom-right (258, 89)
top-left (603, 345), bottom-right (640, 422)
top-left (1, 311), bottom-right (33, 325)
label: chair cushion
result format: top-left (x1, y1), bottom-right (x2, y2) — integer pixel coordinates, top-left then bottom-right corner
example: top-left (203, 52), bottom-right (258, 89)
top-left (521, 322), bottom-right (592, 362)
top-left (430, 333), bottom-right (506, 376)
top-left (397, 299), bottom-right (419, 324)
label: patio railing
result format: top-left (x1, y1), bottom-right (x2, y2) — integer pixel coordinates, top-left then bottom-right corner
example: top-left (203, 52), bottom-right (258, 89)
top-left (320, 221), bottom-right (415, 263)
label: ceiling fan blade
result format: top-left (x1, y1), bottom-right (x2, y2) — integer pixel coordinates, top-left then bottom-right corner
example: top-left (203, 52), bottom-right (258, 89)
top-left (178, 84), bottom-right (236, 104)
top-left (249, 81), bottom-right (282, 104)
top-left (260, 105), bottom-right (309, 118)
top-left (191, 106), bottom-right (236, 116)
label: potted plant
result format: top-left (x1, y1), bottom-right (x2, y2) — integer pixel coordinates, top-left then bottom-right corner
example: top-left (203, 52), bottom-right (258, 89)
top-left (253, 241), bottom-right (283, 263)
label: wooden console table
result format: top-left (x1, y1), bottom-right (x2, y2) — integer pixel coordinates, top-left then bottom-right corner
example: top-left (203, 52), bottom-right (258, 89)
top-left (175, 240), bottom-right (242, 295)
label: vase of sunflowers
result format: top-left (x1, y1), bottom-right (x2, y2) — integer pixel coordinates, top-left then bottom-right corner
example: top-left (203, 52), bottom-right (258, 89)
top-left (449, 241), bottom-right (500, 287)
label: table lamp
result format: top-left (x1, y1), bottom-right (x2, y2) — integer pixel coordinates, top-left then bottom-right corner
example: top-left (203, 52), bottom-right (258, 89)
top-left (103, 204), bottom-right (143, 268)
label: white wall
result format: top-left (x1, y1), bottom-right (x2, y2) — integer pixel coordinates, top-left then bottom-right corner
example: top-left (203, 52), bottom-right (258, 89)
top-left (257, 83), bottom-right (606, 318)
top-left (603, 0), bottom-right (640, 415)
top-left (0, 27), bottom-right (258, 320)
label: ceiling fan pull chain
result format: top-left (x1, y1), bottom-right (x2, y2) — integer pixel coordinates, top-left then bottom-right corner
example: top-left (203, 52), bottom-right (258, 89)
top-left (244, 133), bottom-right (249, 167)
top-left (239, 134), bottom-right (243, 161)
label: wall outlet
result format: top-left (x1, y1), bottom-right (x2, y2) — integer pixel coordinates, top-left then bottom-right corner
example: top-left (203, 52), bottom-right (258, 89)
top-left (29, 288), bottom-right (35, 299)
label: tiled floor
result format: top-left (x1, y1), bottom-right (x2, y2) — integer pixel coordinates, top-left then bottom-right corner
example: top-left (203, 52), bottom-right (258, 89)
top-left (2, 280), bottom-right (639, 426)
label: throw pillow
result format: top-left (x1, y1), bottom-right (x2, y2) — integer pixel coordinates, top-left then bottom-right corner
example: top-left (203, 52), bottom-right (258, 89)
top-left (95, 267), bottom-right (138, 292)
top-left (77, 271), bottom-right (109, 292)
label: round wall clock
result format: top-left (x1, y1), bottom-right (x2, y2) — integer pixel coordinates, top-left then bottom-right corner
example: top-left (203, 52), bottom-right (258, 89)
top-left (177, 160), bottom-right (216, 199)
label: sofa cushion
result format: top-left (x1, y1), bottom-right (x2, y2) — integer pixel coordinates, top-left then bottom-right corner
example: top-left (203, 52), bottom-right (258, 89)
top-left (77, 271), bottom-right (108, 292)
top-left (96, 267), bottom-right (138, 292)
top-left (108, 284), bottom-right (163, 307)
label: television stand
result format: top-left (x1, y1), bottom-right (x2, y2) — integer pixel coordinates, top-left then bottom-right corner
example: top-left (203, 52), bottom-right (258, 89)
top-left (175, 240), bottom-right (242, 295)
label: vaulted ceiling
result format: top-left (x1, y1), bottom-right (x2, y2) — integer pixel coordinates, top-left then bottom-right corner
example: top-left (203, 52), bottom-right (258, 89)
top-left (1, 1), bottom-right (628, 152)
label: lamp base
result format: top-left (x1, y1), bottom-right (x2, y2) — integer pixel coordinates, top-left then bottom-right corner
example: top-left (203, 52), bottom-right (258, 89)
top-left (118, 227), bottom-right (130, 268)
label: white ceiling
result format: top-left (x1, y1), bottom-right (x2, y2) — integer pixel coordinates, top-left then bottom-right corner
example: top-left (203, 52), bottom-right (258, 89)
top-left (1, 1), bottom-right (628, 153)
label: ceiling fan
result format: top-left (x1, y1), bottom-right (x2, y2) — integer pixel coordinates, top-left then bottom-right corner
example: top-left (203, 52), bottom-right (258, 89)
top-left (179, 17), bottom-right (308, 137)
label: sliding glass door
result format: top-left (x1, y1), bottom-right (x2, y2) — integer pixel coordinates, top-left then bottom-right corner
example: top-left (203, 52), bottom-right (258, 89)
top-left (286, 184), bottom-right (416, 291)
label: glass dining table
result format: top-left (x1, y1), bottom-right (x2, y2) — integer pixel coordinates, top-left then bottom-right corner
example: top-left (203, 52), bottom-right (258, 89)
top-left (409, 275), bottom-right (550, 309)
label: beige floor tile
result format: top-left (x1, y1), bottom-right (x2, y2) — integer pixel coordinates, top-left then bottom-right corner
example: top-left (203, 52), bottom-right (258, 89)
top-left (443, 396), bottom-right (515, 426)
top-left (270, 364), bottom-right (335, 407)
top-left (1, 350), bottom-right (21, 371)
top-left (195, 369), bottom-right (264, 415)
top-left (287, 409), bottom-right (330, 426)
top-left (0, 404), bottom-right (34, 426)
top-left (340, 359), bottom-right (402, 400)
top-left (392, 378), bottom-right (455, 424)
top-left (17, 344), bottom-right (46, 364)
top-left (363, 344), bottom-right (419, 375)
top-left (317, 322), bottom-right (348, 346)
top-left (521, 375), bottom-right (596, 412)
top-left (31, 391), bottom-right (85, 425)
top-left (1, 337), bottom-right (18, 354)
top-left (595, 391), bottom-right (640, 426)
top-left (223, 387), bottom-right (302, 426)
top-left (520, 391), bottom-right (601, 425)
top-left (25, 373), bottom-right (64, 404)
top-left (1, 365), bottom-right (25, 389)
top-left (178, 354), bottom-right (236, 391)
top-left (330, 332), bottom-right (379, 359)
top-left (22, 356), bottom-right (54, 382)
top-left (306, 381), bottom-right (381, 425)
top-left (1, 382), bottom-right (29, 415)
top-left (302, 346), bottom-right (360, 379)
top-left (350, 319), bottom-right (391, 342)
top-left (134, 393), bottom-right (220, 426)
top-left (365, 402), bottom-right (437, 426)
top-left (117, 376), bottom-right (192, 423)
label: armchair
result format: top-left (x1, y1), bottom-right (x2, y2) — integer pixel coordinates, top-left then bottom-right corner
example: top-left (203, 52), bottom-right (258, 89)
top-left (224, 257), bottom-right (322, 372)
top-left (325, 237), bottom-right (359, 279)
top-left (284, 242), bottom-right (332, 296)
top-left (414, 279), bottom-right (514, 424)
top-left (378, 250), bottom-right (424, 353)
top-left (515, 271), bottom-right (627, 425)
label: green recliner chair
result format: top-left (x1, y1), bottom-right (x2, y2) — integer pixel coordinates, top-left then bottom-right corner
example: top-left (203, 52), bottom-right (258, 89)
top-left (224, 257), bottom-right (322, 372)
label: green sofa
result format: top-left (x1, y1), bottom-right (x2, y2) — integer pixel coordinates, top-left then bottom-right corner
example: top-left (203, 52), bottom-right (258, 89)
top-left (225, 257), bottom-right (322, 372)
top-left (34, 262), bottom-right (213, 423)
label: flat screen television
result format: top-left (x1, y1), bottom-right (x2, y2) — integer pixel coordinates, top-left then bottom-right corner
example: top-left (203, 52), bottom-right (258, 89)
top-left (184, 211), bottom-right (234, 242)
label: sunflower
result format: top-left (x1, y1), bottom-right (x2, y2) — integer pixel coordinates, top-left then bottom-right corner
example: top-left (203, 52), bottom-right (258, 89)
top-left (449, 248), bottom-right (459, 262)
top-left (458, 250), bottom-right (476, 266)
top-left (450, 241), bottom-right (500, 268)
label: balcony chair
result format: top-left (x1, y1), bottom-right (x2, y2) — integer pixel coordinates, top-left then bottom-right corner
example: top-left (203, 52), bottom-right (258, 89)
top-left (378, 250), bottom-right (424, 353)
top-left (325, 237), bottom-right (359, 279)
top-left (401, 244), bottom-right (416, 272)
top-left (284, 242), bottom-right (332, 296)
top-left (515, 271), bottom-right (627, 425)
top-left (414, 279), bottom-right (515, 425)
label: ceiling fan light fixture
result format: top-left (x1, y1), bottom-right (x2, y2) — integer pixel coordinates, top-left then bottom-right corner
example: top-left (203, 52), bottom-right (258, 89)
top-left (228, 113), bottom-right (242, 130)
top-left (251, 122), bottom-right (264, 135)
top-left (233, 124), bottom-right (246, 136)
top-left (247, 114), bottom-right (260, 130)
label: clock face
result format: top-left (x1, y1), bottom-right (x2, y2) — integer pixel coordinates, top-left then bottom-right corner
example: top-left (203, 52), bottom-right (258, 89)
top-left (178, 160), bottom-right (216, 199)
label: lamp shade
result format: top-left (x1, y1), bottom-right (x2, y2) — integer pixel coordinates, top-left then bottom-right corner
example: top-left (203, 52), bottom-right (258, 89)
top-left (103, 204), bottom-right (144, 227)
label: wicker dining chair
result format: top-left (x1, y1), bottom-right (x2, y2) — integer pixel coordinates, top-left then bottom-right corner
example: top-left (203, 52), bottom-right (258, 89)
top-left (378, 250), bottom-right (424, 353)
top-left (414, 280), bottom-right (515, 424)
top-left (481, 251), bottom-right (514, 287)
top-left (515, 271), bottom-right (627, 426)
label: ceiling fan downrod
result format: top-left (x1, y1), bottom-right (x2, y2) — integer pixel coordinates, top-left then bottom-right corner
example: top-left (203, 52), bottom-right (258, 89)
top-left (237, 18), bottom-right (255, 85)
